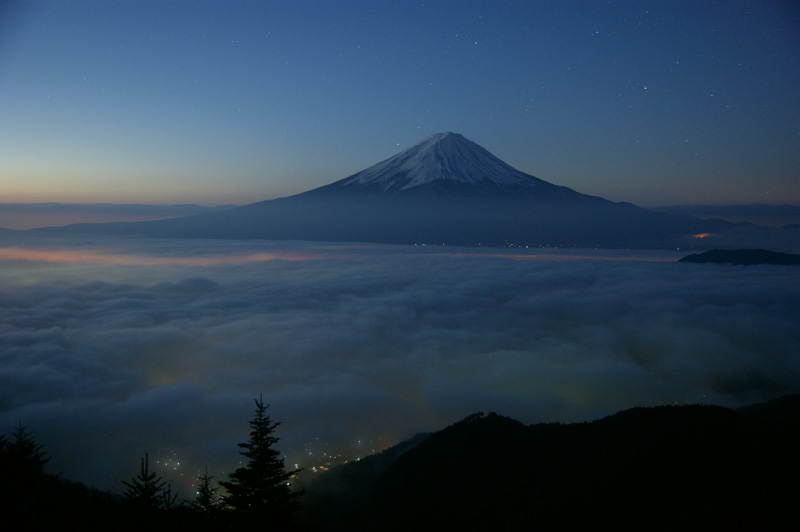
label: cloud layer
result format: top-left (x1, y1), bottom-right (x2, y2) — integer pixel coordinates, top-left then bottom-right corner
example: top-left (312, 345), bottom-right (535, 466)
top-left (1, 235), bottom-right (798, 492)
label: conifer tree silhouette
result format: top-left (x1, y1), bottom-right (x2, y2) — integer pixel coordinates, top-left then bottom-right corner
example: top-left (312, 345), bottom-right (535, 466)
top-left (191, 465), bottom-right (224, 515)
top-left (0, 423), bottom-right (52, 524)
top-left (122, 453), bottom-right (179, 511)
top-left (220, 394), bottom-right (301, 526)
top-left (8, 421), bottom-right (49, 474)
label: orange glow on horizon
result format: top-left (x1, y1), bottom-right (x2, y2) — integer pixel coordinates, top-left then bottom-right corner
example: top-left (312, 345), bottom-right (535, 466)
top-left (691, 233), bottom-right (713, 238)
top-left (0, 244), bottom-right (679, 271)
top-left (0, 247), bottom-right (322, 266)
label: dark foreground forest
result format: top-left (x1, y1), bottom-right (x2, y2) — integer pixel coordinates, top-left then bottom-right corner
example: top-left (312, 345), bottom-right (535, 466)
top-left (3, 394), bottom-right (799, 531)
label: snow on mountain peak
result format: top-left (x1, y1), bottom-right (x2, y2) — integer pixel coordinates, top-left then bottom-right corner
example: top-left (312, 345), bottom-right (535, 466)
top-left (336, 132), bottom-right (547, 192)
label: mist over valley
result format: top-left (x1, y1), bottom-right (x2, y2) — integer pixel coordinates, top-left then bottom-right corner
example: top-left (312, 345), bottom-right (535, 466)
top-left (2, 234), bottom-right (798, 495)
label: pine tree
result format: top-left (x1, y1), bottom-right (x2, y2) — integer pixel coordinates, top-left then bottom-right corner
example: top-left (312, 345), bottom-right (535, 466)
top-left (220, 395), bottom-right (301, 526)
top-left (122, 452), bottom-right (178, 512)
top-left (2, 422), bottom-right (51, 516)
top-left (8, 421), bottom-right (50, 474)
top-left (191, 465), bottom-right (224, 515)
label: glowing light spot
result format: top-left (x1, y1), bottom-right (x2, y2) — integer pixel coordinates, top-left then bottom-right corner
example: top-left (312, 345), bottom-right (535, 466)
top-left (692, 233), bottom-right (713, 238)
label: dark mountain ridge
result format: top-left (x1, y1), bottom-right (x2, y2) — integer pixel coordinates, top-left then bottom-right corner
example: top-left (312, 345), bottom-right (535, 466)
top-left (4, 394), bottom-right (798, 530)
top-left (302, 394), bottom-right (800, 531)
top-left (31, 133), bottom-right (786, 249)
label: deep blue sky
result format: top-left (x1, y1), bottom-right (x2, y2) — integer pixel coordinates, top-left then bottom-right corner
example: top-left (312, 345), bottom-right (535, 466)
top-left (1, 0), bottom-right (798, 207)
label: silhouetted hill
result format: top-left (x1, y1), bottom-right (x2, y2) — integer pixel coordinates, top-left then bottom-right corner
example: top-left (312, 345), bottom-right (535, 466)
top-left (678, 248), bottom-right (800, 265)
top-left (5, 395), bottom-right (800, 530)
top-left (737, 393), bottom-right (800, 424)
top-left (302, 395), bottom-right (800, 531)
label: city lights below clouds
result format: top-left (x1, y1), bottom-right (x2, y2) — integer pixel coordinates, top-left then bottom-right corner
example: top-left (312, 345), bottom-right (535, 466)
top-left (481, 252), bottom-right (676, 263)
top-left (0, 241), bottom-right (682, 270)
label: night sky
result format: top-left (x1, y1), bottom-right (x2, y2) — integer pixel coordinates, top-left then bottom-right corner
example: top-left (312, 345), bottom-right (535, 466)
top-left (2, 0), bottom-right (799, 207)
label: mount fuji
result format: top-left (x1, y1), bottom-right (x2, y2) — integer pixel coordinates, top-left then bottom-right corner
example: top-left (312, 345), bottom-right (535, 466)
top-left (36, 132), bottom-right (774, 249)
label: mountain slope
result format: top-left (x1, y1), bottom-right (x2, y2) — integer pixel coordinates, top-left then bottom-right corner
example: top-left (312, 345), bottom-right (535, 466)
top-left (301, 395), bottom-right (800, 531)
top-left (33, 132), bottom-right (777, 249)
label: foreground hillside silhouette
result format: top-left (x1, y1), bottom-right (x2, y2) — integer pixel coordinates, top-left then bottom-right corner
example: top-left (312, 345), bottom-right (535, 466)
top-left (301, 394), bottom-right (800, 531)
top-left (4, 394), bottom-right (798, 531)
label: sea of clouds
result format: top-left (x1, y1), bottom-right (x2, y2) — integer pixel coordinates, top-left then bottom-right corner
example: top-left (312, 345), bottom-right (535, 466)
top-left (1, 234), bottom-right (798, 492)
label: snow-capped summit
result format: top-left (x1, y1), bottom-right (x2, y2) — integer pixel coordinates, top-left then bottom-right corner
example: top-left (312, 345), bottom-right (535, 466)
top-left (330, 132), bottom-right (551, 193)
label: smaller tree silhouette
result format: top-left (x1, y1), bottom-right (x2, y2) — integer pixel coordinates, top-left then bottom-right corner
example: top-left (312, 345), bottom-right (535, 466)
top-left (7, 421), bottom-right (50, 474)
top-left (220, 394), bottom-right (302, 526)
top-left (1, 422), bottom-right (51, 516)
top-left (122, 453), bottom-right (180, 512)
top-left (191, 465), bottom-right (225, 515)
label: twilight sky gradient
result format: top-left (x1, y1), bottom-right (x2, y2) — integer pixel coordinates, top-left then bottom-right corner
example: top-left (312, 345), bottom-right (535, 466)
top-left (1, 0), bottom-right (798, 207)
